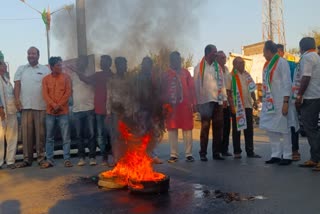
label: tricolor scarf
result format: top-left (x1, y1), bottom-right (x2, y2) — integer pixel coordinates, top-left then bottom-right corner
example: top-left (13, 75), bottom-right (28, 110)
top-left (167, 69), bottom-right (183, 105)
top-left (214, 61), bottom-right (224, 105)
top-left (232, 69), bottom-right (256, 131)
top-left (292, 49), bottom-right (317, 100)
top-left (199, 58), bottom-right (224, 104)
top-left (262, 54), bottom-right (280, 114)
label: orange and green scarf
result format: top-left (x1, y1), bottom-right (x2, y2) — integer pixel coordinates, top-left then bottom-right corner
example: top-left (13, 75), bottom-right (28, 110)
top-left (199, 57), bottom-right (223, 104)
top-left (232, 69), bottom-right (256, 131)
top-left (292, 49), bottom-right (317, 100)
top-left (262, 54), bottom-right (280, 113)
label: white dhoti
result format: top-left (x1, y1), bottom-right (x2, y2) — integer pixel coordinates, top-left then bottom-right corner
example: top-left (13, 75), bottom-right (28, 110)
top-left (267, 130), bottom-right (292, 160)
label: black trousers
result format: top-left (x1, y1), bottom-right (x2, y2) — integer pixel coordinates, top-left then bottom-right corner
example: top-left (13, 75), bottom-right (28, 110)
top-left (222, 106), bottom-right (231, 154)
top-left (199, 102), bottom-right (223, 157)
top-left (291, 126), bottom-right (299, 152)
top-left (300, 98), bottom-right (320, 162)
top-left (231, 108), bottom-right (254, 155)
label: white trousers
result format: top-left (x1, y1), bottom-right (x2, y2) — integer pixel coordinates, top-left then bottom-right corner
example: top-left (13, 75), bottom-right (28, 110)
top-left (0, 114), bottom-right (18, 166)
top-left (168, 129), bottom-right (193, 158)
top-left (267, 130), bottom-right (292, 159)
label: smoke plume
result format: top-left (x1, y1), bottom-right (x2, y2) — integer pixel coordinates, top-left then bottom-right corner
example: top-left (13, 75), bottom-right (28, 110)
top-left (52, 0), bottom-right (203, 67)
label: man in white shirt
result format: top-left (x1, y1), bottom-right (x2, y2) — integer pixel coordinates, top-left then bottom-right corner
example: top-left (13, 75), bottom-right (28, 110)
top-left (217, 51), bottom-right (232, 157)
top-left (0, 61), bottom-right (18, 169)
top-left (295, 37), bottom-right (320, 171)
top-left (226, 57), bottom-right (261, 159)
top-left (71, 55), bottom-right (96, 166)
top-left (260, 41), bottom-right (294, 166)
top-left (14, 47), bottom-right (50, 168)
top-left (194, 44), bottom-right (227, 161)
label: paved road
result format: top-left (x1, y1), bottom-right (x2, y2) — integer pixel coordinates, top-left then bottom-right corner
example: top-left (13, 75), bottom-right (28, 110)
top-left (1, 128), bottom-right (319, 214)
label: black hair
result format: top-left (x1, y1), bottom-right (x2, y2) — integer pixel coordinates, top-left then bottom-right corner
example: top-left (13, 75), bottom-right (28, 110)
top-left (264, 40), bottom-right (278, 54)
top-left (142, 56), bottom-right (153, 65)
top-left (101, 55), bottom-right (112, 61)
top-left (49, 56), bottom-right (62, 67)
top-left (169, 51), bottom-right (180, 60)
top-left (299, 37), bottom-right (316, 52)
top-left (28, 46), bottom-right (40, 55)
top-left (114, 56), bottom-right (127, 65)
top-left (204, 44), bottom-right (216, 56)
top-left (276, 44), bottom-right (284, 51)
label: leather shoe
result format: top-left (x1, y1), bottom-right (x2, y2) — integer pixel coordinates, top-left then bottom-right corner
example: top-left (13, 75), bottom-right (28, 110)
top-left (213, 155), bottom-right (225, 160)
top-left (278, 159), bottom-right (292, 165)
top-left (265, 157), bottom-right (281, 164)
top-left (222, 152), bottom-right (232, 157)
top-left (200, 156), bottom-right (208, 162)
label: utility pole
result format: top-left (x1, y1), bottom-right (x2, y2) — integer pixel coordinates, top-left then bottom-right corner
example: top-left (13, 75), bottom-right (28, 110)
top-left (20, 1), bottom-right (72, 61)
top-left (262, 0), bottom-right (286, 48)
top-left (76, 0), bottom-right (87, 56)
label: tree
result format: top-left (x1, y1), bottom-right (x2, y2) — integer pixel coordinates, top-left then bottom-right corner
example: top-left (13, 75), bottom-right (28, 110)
top-left (287, 29), bottom-right (320, 55)
top-left (307, 30), bottom-right (320, 46)
top-left (150, 48), bottom-right (194, 72)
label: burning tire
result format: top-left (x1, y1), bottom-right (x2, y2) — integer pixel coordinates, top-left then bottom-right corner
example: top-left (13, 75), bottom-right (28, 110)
top-left (98, 173), bottom-right (127, 189)
top-left (128, 176), bottom-right (170, 194)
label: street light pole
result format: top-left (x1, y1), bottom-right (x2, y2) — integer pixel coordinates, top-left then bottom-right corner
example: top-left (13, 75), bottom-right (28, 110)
top-left (20, 0), bottom-right (72, 61)
top-left (46, 25), bottom-right (50, 60)
top-left (76, 0), bottom-right (88, 56)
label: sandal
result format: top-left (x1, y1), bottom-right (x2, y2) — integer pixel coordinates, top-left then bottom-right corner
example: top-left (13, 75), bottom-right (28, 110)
top-left (40, 161), bottom-right (53, 169)
top-left (312, 163), bottom-right (320, 171)
top-left (299, 160), bottom-right (318, 168)
top-left (64, 160), bottom-right (73, 168)
top-left (15, 161), bottom-right (31, 168)
top-left (7, 164), bottom-right (16, 169)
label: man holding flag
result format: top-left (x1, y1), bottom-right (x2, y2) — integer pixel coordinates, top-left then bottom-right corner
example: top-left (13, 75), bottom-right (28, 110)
top-left (226, 57), bottom-right (261, 159)
top-left (260, 40), bottom-right (294, 166)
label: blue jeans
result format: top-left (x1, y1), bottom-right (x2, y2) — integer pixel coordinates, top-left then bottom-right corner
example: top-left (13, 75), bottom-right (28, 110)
top-left (45, 114), bottom-right (71, 162)
top-left (73, 110), bottom-right (96, 158)
top-left (96, 114), bottom-right (112, 159)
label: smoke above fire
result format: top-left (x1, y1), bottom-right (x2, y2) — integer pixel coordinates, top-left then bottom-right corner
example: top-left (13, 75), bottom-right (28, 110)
top-left (51, 0), bottom-right (204, 67)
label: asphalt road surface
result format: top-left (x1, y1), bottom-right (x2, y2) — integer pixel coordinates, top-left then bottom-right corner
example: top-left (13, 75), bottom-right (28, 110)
top-left (1, 128), bottom-right (319, 214)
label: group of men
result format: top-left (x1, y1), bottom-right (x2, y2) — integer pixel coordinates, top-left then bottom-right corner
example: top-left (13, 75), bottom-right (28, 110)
top-left (0, 37), bottom-right (319, 172)
top-left (165, 38), bottom-right (320, 170)
top-left (0, 47), bottom-right (116, 169)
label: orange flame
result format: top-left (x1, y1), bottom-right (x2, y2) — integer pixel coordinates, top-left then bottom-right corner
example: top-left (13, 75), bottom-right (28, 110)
top-left (101, 120), bottom-right (165, 189)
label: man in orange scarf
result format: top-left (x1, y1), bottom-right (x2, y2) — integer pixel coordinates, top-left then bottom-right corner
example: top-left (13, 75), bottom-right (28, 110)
top-left (194, 45), bottom-right (227, 161)
top-left (295, 37), bottom-right (320, 171)
top-left (226, 57), bottom-right (261, 159)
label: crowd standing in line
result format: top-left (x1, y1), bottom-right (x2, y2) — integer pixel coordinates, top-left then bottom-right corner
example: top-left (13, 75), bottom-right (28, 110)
top-left (0, 37), bottom-right (319, 172)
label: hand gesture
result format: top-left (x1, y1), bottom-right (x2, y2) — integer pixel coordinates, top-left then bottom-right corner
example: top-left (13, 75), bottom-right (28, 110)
top-left (0, 107), bottom-right (5, 121)
top-left (282, 102), bottom-right (289, 116)
top-left (15, 99), bottom-right (22, 112)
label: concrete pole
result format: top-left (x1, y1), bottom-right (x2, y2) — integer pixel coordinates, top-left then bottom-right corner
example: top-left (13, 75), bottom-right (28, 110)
top-left (76, 0), bottom-right (87, 56)
top-left (46, 25), bottom-right (50, 61)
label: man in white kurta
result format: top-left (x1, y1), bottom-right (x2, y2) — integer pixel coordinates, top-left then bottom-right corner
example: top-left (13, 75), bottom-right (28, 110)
top-left (0, 61), bottom-right (18, 169)
top-left (260, 40), bottom-right (295, 165)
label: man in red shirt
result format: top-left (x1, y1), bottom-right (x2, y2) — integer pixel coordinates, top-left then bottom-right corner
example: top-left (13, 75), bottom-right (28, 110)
top-left (163, 51), bottom-right (197, 163)
top-left (41, 57), bottom-right (72, 168)
top-left (76, 55), bottom-right (113, 165)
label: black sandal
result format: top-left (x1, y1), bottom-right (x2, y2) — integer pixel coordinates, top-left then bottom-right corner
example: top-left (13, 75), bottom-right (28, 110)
top-left (40, 161), bottom-right (53, 169)
top-left (15, 161), bottom-right (31, 168)
top-left (64, 160), bottom-right (73, 168)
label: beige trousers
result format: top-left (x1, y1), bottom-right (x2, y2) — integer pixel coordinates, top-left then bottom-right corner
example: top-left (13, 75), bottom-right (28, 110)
top-left (21, 110), bottom-right (46, 164)
top-left (0, 114), bottom-right (18, 166)
top-left (168, 129), bottom-right (193, 158)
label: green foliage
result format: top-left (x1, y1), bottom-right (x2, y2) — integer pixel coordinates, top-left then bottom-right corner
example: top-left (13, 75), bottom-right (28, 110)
top-left (149, 48), bottom-right (194, 72)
